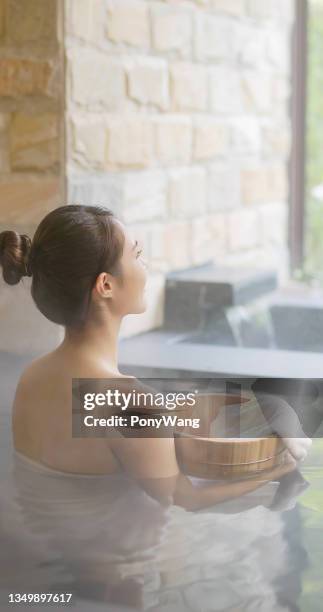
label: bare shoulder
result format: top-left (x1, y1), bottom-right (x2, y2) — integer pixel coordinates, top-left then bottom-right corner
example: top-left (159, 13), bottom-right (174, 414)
top-left (13, 354), bottom-right (54, 405)
top-left (16, 351), bottom-right (138, 397)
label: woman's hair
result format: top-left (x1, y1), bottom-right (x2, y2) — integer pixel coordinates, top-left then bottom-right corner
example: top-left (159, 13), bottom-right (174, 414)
top-left (0, 205), bottom-right (125, 327)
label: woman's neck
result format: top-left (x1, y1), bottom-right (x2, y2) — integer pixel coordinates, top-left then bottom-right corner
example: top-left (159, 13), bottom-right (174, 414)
top-left (60, 312), bottom-right (123, 375)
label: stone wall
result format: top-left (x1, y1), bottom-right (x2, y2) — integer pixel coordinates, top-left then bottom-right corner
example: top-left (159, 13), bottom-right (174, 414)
top-left (0, 0), bottom-right (65, 353)
top-left (0, 0), bottom-right (295, 352)
top-left (66, 0), bottom-right (295, 338)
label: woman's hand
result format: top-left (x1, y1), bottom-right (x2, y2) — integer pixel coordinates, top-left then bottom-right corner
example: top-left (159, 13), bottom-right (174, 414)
top-left (281, 436), bottom-right (312, 461)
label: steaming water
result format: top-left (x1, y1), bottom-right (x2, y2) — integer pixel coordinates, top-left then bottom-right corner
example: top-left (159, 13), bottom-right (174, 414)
top-left (1, 370), bottom-right (323, 609)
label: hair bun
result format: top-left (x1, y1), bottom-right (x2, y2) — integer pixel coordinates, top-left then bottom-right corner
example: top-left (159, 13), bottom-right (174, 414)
top-left (0, 230), bottom-right (32, 285)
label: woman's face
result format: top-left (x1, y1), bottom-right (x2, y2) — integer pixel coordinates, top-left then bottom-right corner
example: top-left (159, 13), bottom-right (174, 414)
top-left (99, 222), bottom-right (149, 317)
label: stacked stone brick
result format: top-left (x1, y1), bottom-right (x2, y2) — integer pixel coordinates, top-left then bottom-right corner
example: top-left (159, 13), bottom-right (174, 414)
top-left (0, 0), bottom-right (295, 348)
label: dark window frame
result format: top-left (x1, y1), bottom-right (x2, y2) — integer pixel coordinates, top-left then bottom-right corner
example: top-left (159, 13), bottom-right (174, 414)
top-left (289, 0), bottom-right (309, 272)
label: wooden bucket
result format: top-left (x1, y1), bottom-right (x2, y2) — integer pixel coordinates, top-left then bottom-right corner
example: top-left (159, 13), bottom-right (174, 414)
top-left (174, 391), bottom-right (286, 479)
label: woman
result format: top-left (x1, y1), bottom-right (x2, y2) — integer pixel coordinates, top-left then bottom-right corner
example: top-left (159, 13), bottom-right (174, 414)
top-left (0, 204), bottom-right (306, 511)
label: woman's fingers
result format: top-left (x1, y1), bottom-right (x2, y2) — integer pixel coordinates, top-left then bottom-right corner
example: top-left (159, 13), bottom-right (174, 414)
top-left (282, 437), bottom-right (313, 461)
top-left (283, 450), bottom-right (298, 465)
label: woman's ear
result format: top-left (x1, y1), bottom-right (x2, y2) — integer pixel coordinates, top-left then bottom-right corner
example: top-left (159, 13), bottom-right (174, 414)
top-left (94, 272), bottom-right (113, 298)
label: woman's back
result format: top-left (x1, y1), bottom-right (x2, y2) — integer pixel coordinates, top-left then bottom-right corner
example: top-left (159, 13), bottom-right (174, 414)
top-left (12, 346), bottom-right (127, 475)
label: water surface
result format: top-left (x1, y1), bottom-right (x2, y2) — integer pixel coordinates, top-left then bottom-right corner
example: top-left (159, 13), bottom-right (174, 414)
top-left (1, 353), bottom-right (323, 611)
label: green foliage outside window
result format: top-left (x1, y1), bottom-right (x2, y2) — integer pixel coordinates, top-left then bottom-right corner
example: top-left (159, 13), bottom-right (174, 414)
top-left (302, 0), bottom-right (323, 284)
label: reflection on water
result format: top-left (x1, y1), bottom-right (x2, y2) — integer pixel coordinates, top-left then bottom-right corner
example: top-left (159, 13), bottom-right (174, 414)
top-left (1, 424), bottom-right (323, 610)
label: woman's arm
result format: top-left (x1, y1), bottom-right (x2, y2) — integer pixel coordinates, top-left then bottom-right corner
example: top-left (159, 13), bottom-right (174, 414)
top-left (108, 434), bottom-right (297, 512)
top-left (171, 457), bottom-right (296, 512)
